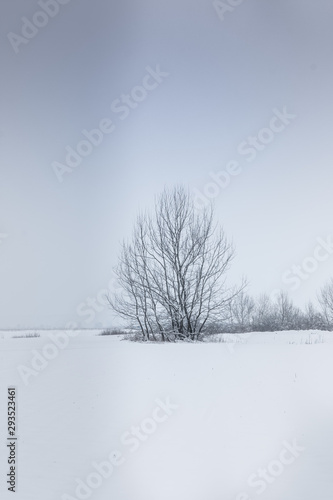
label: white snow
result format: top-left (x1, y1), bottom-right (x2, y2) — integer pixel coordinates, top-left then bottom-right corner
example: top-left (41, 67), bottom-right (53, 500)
top-left (1, 330), bottom-right (333, 500)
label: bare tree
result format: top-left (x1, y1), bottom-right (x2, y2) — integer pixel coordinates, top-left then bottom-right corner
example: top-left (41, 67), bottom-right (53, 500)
top-left (252, 294), bottom-right (276, 331)
top-left (109, 186), bottom-right (240, 341)
top-left (229, 291), bottom-right (255, 332)
top-left (274, 291), bottom-right (301, 330)
top-left (303, 301), bottom-right (325, 330)
top-left (318, 278), bottom-right (333, 330)
top-left (252, 291), bottom-right (303, 331)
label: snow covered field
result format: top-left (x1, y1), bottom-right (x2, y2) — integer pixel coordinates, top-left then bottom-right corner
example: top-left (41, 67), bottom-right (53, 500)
top-left (1, 330), bottom-right (333, 500)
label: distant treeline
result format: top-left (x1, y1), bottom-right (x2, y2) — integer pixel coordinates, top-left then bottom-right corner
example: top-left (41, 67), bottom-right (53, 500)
top-left (206, 285), bottom-right (333, 334)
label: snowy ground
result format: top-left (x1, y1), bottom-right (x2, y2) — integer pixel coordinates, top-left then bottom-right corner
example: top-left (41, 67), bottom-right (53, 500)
top-left (1, 330), bottom-right (333, 500)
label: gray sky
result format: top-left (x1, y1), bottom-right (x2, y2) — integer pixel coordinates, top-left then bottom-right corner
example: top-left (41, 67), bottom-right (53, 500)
top-left (1, 0), bottom-right (333, 329)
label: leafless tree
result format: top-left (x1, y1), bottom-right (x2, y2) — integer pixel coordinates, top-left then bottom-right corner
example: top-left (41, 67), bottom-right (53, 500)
top-left (252, 291), bottom-right (302, 331)
top-left (274, 291), bottom-right (301, 330)
top-left (318, 278), bottom-right (333, 330)
top-left (252, 293), bottom-right (275, 331)
top-left (303, 301), bottom-right (325, 330)
top-left (229, 291), bottom-right (255, 332)
top-left (109, 186), bottom-right (241, 341)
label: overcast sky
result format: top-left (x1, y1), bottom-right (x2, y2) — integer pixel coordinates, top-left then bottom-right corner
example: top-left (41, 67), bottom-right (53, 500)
top-left (1, 0), bottom-right (333, 329)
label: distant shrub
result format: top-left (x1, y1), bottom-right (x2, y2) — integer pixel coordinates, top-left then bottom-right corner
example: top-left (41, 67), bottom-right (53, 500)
top-left (12, 332), bottom-right (40, 339)
top-left (123, 330), bottom-right (144, 342)
top-left (122, 330), bottom-right (204, 343)
top-left (98, 328), bottom-right (125, 336)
